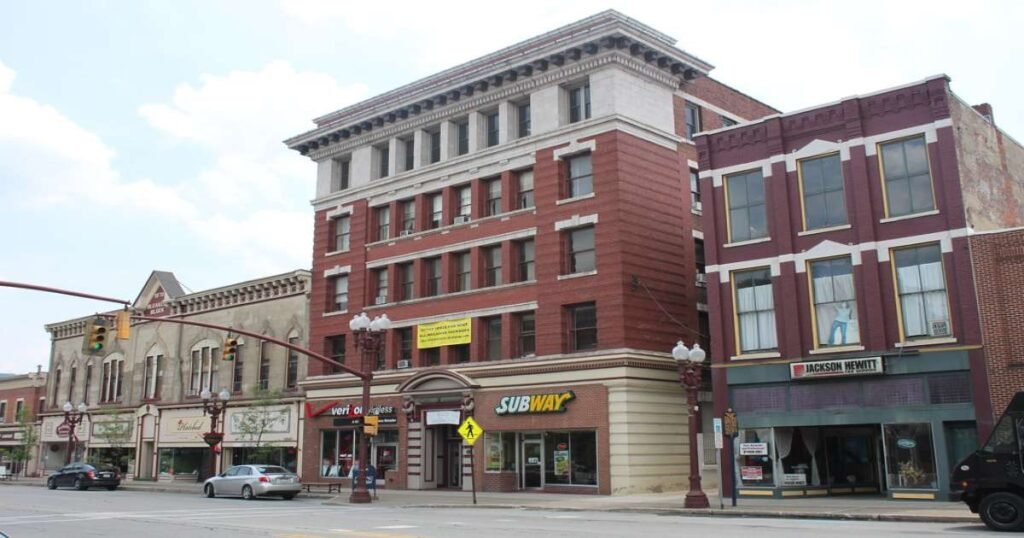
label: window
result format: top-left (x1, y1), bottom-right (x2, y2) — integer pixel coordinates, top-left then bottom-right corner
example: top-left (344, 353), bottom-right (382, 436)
top-left (733, 268), bottom-right (777, 353)
top-left (403, 138), bottom-right (415, 172)
top-left (329, 274), bottom-right (349, 312)
top-left (286, 336), bottom-right (299, 390)
top-left (894, 244), bottom-right (950, 339)
top-left (569, 83), bottom-right (591, 123)
top-left (399, 263), bottom-right (415, 301)
top-left (321, 429), bottom-right (356, 478)
top-left (800, 154), bottom-right (847, 230)
top-left (430, 129), bottom-right (442, 163)
top-left (883, 423), bottom-right (938, 489)
top-left (486, 111), bottom-right (500, 147)
top-left (568, 303), bottom-right (598, 352)
top-left (258, 341), bottom-right (270, 390)
top-left (685, 102), bottom-right (702, 139)
top-left (565, 154), bottom-right (593, 198)
top-left (809, 257), bottom-right (860, 347)
top-left (333, 215), bottom-right (350, 252)
top-left (374, 268), bottom-right (389, 304)
top-left (517, 102), bottom-right (531, 138)
top-left (454, 251), bottom-right (471, 292)
top-left (485, 317), bottom-right (502, 361)
top-left (423, 348), bottom-right (441, 367)
top-left (67, 366), bottom-right (76, 404)
top-left (375, 338), bottom-right (386, 371)
top-left (721, 116), bottom-right (738, 128)
top-left (52, 369), bottom-right (60, 403)
top-left (38, 398), bottom-right (45, 416)
top-left (83, 362), bottom-right (92, 405)
top-left (143, 354), bottom-right (162, 399)
top-left (377, 144), bottom-right (390, 179)
top-left (690, 169), bottom-right (701, 208)
top-left (880, 136), bottom-right (934, 218)
top-left (14, 400), bottom-right (22, 421)
top-left (544, 431), bottom-right (597, 485)
top-left (567, 226), bottom-right (595, 274)
top-left (398, 328), bottom-right (413, 365)
top-left (517, 312), bottom-right (535, 357)
top-left (457, 186), bottom-right (472, 219)
top-left (452, 344), bottom-right (470, 363)
top-left (517, 170), bottom-right (534, 209)
top-left (485, 178), bottom-right (502, 217)
top-left (516, 239), bottom-right (535, 282)
top-left (485, 432), bottom-right (517, 471)
top-left (376, 206), bottom-right (390, 241)
top-left (0, 402), bottom-right (7, 422)
top-left (102, 357), bottom-right (126, 402)
top-left (232, 343), bottom-right (244, 392)
top-left (328, 335), bottom-right (346, 375)
top-left (485, 246), bottom-right (502, 287)
top-left (726, 169), bottom-right (767, 243)
top-left (187, 347), bottom-right (215, 396)
top-left (332, 158), bottom-right (350, 192)
top-left (456, 120), bottom-right (469, 156)
top-left (401, 200), bottom-right (416, 234)
top-left (429, 193), bottom-right (443, 229)
top-left (425, 257), bottom-right (442, 297)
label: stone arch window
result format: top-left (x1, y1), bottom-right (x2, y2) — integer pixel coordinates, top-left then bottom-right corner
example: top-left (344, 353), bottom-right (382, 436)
top-left (101, 354), bottom-right (126, 403)
top-left (52, 367), bottom-right (62, 405)
top-left (188, 339), bottom-right (220, 396)
top-left (142, 345), bottom-right (165, 400)
top-left (83, 359), bottom-right (94, 405)
top-left (286, 329), bottom-right (300, 390)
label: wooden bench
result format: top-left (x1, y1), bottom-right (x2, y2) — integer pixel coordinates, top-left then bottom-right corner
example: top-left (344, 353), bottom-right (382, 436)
top-left (302, 481), bottom-right (343, 494)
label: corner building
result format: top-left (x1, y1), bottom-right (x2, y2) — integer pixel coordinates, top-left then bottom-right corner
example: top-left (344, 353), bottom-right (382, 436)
top-left (288, 10), bottom-right (774, 494)
top-left (696, 76), bottom-right (1024, 501)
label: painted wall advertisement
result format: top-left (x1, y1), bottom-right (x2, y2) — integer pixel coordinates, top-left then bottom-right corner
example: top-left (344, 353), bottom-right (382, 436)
top-left (417, 318), bottom-right (471, 349)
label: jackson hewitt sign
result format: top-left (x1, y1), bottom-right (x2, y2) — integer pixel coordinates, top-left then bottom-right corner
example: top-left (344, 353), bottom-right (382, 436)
top-left (790, 357), bottom-right (883, 380)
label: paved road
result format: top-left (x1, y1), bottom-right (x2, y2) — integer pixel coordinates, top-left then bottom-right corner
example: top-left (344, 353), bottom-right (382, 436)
top-left (0, 487), bottom-right (993, 537)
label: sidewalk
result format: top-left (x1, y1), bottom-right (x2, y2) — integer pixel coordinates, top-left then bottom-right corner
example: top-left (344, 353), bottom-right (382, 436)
top-left (0, 478), bottom-right (977, 523)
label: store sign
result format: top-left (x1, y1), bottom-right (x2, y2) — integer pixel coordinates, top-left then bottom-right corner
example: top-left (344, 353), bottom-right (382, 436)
top-left (782, 473), bottom-right (807, 486)
top-left (739, 442), bottom-right (768, 456)
top-left (417, 318), bottom-right (472, 349)
top-left (172, 417), bottom-right (207, 434)
top-left (495, 391), bottom-right (576, 416)
top-left (790, 357), bottom-right (883, 380)
top-left (741, 466), bottom-right (763, 481)
top-left (425, 410), bottom-right (461, 426)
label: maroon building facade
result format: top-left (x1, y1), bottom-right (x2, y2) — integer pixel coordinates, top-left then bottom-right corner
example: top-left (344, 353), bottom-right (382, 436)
top-left (697, 76), bottom-right (1024, 500)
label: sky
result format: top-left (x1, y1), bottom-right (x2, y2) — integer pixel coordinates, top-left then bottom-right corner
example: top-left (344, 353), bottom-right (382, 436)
top-left (1, 0), bottom-right (1021, 375)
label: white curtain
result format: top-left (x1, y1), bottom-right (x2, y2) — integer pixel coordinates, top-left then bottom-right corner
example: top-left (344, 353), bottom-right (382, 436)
top-left (801, 428), bottom-right (821, 486)
top-left (814, 272), bottom-right (860, 345)
top-left (774, 428), bottom-right (793, 486)
top-left (898, 262), bottom-right (947, 336)
top-left (738, 284), bottom-right (777, 351)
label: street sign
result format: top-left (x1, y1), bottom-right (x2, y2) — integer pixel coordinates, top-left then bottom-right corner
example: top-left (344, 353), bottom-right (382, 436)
top-left (713, 418), bottom-right (723, 449)
top-left (457, 416), bottom-right (483, 445)
top-left (56, 423), bottom-right (72, 436)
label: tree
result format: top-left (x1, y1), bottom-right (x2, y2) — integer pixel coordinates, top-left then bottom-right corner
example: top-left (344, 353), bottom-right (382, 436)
top-left (94, 409), bottom-right (133, 473)
top-left (10, 406), bottom-right (38, 477)
top-left (234, 387), bottom-right (288, 464)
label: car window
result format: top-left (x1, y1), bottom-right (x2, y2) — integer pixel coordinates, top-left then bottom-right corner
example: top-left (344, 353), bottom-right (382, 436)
top-left (224, 466), bottom-right (240, 477)
top-left (238, 467), bottom-right (252, 476)
top-left (256, 466), bottom-right (289, 475)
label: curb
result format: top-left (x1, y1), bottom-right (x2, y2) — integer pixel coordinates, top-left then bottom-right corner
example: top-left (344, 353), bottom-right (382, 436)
top-left (0, 480), bottom-right (335, 499)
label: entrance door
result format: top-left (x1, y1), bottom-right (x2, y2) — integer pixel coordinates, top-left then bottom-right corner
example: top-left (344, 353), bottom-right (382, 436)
top-left (445, 438), bottom-right (462, 488)
top-left (522, 439), bottom-right (543, 489)
top-left (945, 422), bottom-right (978, 475)
top-left (823, 426), bottom-right (880, 494)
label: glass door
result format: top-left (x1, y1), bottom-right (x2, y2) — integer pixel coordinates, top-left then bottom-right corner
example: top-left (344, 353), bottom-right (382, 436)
top-left (522, 439), bottom-right (543, 488)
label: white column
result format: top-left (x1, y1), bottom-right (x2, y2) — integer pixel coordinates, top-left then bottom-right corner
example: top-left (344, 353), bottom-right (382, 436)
top-left (440, 120), bottom-right (455, 161)
top-left (468, 111), bottom-right (484, 153)
top-left (498, 101), bottom-right (514, 144)
top-left (413, 130), bottom-right (426, 167)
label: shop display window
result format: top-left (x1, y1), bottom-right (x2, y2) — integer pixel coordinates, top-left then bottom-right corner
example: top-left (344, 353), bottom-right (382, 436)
top-left (485, 432), bottom-right (516, 472)
top-left (158, 447), bottom-right (204, 477)
top-left (372, 430), bottom-right (399, 482)
top-left (321, 430), bottom-right (355, 478)
top-left (736, 429), bottom-right (774, 487)
top-left (883, 423), bottom-right (937, 489)
top-left (543, 430), bottom-right (597, 486)
top-left (778, 428), bottom-right (823, 487)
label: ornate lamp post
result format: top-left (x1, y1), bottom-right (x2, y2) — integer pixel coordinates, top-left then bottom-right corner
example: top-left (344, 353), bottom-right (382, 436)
top-left (61, 401), bottom-right (89, 464)
top-left (348, 312), bottom-right (390, 504)
top-left (201, 388), bottom-right (231, 479)
top-left (672, 340), bottom-right (710, 509)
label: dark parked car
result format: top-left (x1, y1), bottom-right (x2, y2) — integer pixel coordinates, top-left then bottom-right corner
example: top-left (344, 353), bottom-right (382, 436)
top-left (47, 463), bottom-right (121, 491)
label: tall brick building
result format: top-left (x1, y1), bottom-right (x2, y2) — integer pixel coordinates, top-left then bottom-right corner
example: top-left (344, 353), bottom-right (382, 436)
top-left (0, 369), bottom-right (47, 476)
top-left (287, 10), bottom-right (774, 494)
top-left (696, 76), bottom-right (1024, 501)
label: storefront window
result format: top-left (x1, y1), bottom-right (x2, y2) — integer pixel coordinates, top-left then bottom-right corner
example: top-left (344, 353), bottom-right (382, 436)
top-left (320, 430), bottom-right (355, 478)
top-left (372, 430), bottom-right (399, 482)
top-left (883, 423), bottom-right (937, 490)
top-left (231, 447), bottom-right (297, 472)
top-left (778, 428), bottom-right (822, 487)
top-left (158, 448), bottom-right (205, 477)
top-left (543, 430), bottom-right (597, 486)
top-left (737, 429), bottom-right (774, 487)
top-left (485, 432), bottom-right (516, 472)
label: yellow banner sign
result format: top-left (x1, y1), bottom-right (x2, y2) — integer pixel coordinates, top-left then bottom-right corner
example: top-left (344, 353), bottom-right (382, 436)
top-left (417, 318), bottom-right (471, 349)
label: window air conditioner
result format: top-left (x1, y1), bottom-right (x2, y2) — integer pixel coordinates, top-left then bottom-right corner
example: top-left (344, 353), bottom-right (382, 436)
top-left (454, 215), bottom-right (471, 224)
top-left (695, 273), bottom-right (707, 286)
top-left (400, 229), bottom-right (414, 237)
top-left (374, 296), bottom-right (388, 305)
top-left (693, 201), bottom-right (703, 212)
top-left (928, 320), bottom-right (951, 337)
top-left (397, 360), bottom-right (411, 369)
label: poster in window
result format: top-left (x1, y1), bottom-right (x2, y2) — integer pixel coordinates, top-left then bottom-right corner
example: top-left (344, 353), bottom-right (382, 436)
top-left (486, 435), bottom-right (502, 471)
top-left (741, 466), bottom-right (763, 481)
top-left (553, 450), bottom-right (570, 477)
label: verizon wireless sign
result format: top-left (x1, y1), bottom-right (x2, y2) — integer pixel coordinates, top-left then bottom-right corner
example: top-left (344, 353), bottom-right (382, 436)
top-left (790, 357), bottom-right (883, 380)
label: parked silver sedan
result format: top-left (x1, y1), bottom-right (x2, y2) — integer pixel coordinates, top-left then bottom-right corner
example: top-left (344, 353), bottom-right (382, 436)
top-left (203, 465), bottom-right (301, 500)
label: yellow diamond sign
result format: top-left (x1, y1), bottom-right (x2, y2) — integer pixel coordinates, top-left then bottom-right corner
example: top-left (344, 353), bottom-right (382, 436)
top-left (457, 417), bottom-right (484, 445)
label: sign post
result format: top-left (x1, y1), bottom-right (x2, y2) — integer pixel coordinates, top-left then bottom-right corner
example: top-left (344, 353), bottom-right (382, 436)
top-left (713, 417), bottom-right (724, 510)
top-left (457, 416), bottom-right (483, 505)
top-left (723, 408), bottom-right (738, 507)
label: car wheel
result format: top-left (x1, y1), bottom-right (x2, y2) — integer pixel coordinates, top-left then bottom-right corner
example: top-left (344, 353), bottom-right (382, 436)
top-left (242, 485), bottom-right (254, 500)
top-left (46, 478), bottom-right (56, 490)
top-left (980, 492), bottom-right (1024, 532)
top-left (281, 493), bottom-right (296, 500)
top-left (74, 478), bottom-right (87, 491)
top-left (204, 484), bottom-right (215, 498)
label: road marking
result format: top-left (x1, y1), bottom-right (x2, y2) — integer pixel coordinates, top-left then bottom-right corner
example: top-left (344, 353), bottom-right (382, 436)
top-left (375, 525), bottom-right (417, 529)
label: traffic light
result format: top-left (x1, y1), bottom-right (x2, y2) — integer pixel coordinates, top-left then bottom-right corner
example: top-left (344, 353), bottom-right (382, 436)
top-left (363, 415), bottom-right (379, 437)
top-left (222, 338), bottom-right (238, 361)
top-left (85, 318), bottom-right (108, 354)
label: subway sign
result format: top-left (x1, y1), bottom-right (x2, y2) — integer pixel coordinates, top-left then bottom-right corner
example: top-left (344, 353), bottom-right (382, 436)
top-left (790, 357), bottom-right (883, 380)
top-left (495, 390), bottom-right (576, 415)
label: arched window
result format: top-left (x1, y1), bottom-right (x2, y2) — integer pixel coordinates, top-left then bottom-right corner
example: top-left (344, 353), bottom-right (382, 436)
top-left (67, 365), bottom-right (77, 405)
top-left (84, 360), bottom-right (94, 405)
top-left (101, 355), bottom-right (125, 403)
top-left (188, 340), bottom-right (220, 396)
top-left (142, 346), bottom-right (164, 400)
top-left (52, 368), bottom-right (62, 404)
top-left (286, 330), bottom-right (300, 390)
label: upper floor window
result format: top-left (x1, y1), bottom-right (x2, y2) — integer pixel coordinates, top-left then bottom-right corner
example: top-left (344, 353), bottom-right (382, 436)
top-left (376, 144), bottom-right (390, 179)
top-left (401, 199), bottom-right (416, 234)
top-left (880, 136), bottom-right (934, 218)
top-left (485, 246), bottom-right (502, 287)
top-left (67, 366), bottom-right (76, 404)
top-left (568, 303), bottom-right (598, 352)
top-left (398, 329), bottom-right (413, 365)
top-left (333, 215), bottom-right (350, 252)
top-left (376, 206), bottom-right (391, 241)
top-left (14, 400), bottom-right (23, 422)
top-left (452, 344), bottom-right (470, 364)
top-left (429, 129), bottom-right (442, 164)
top-left (425, 257), bottom-right (442, 297)
top-left (83, 362), bottom-right (93, 405)
top-left (569, 83), bottom-right (591, 124)
top-left (456, 186), bottom-right (472, 220)
top-left (685, 102), bottom-right (702, 139)
top-left (403, 138), bottom-right (415, 172)
top-left (567, 226), bottom-right (595, 274)
top-left (517, 312), bottom-right (536, 357)
top-left (232, 343), bottom-right (244, 392)
top-left (331, 157), bottom-right (350, 192)
top-left (102, 356), bottom-right (125, 402)
top-left (330, 274), bottom-right (349, 312)
top-left (286, 335), bottom-right (299, 390)
top-left (517, 102), bottom-right (531, 138)
top-left (565, 154), bottom-right (593, 199)
top-left (733, 268), bottom-right (776, 353)
top-left (454, 251), bottom-right (472, 292)
top-left (258, 341), bottom-right (270, 390)
top-left (456, 120), bottom-right (469, 156)
top-left (486, 178), bottom-right (502, 217)
top-left (485, 317), bottom-right (502, 360)
top-left (726, 169), bottom-right (767, 243)
top-left (143, 353), bottom-right (162, 399)
top-left (809, 257), bottom-right (859, 348)
top-left (893, 243), bottom-right (950, 340)
top-left (430, 193), bottom-right (443, 229)
top-left (328, 335), bottom-right (346, 374)
top-left (399, 263), bottom-right (415, 301)
top-left (52, 369), bottom-right (60, 403)
top-left (516, 239), bottom-right (535, 282)
top-left (517, 170), bottom-right (534, 209)
top-left (187, 347), bottom-right (215, 397)
top-left (690, 169), bottom-right (701, 210)
top-left (721, 116), bottom-right (738, 128)
top-left (486, 111), bottom-right (500, 147)
top-left (800, 154), bottom-right (847, 230)
top-left (374, 268), bottom-right (389, 304)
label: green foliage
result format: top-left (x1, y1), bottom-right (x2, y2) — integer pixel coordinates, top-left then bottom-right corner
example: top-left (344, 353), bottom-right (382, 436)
top-left (93, 409), bottom-right (133, 471)
top-left (235, 387), bottom-right (287, 463)
top-left (10, 406), bottom-right (38, 475)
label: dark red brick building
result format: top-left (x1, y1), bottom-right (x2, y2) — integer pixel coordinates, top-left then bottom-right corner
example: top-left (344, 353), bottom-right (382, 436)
top-left (287, 10), bottom-right (774, 494)
top-left (696, 76), bottom-right (1024, 501)
top-left (0, 369), bottom-right (48, 476)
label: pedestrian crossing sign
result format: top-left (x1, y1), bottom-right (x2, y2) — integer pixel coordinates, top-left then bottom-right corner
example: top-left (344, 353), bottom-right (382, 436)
top-left (457, 417), bottom-right (484, 445)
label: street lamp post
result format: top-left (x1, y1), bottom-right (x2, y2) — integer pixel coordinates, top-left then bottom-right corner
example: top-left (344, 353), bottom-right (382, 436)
top-left (348, 312), bottom-right (390, 504)
top-left (672, 341), bottom-right (710, 509)
top-left (201, 388), bottom-right (231, 479)
top-left (61, 402), bottom-right (89, 464)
